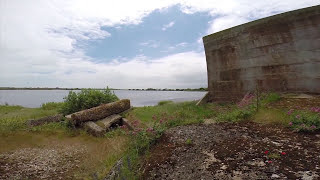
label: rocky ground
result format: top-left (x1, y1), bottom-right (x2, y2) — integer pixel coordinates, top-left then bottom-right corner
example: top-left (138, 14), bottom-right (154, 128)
top-left (142, 122), bottom-right (320, 180)
top-left (0, 145), bottom-right (87, 179)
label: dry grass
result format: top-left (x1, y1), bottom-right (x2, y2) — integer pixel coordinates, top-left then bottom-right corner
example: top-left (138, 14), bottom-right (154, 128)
top-left (0, 131), bottom-right (129, 179)
top-left (253, 108), bottom-right (290, 125)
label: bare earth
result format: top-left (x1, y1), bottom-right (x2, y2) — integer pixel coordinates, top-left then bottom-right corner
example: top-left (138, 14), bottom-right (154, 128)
top-left (142, 122), bottom-right (320, 180)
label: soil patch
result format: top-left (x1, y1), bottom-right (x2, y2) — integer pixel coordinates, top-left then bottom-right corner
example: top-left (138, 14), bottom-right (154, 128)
top-left (268, 95), bottom-right (320, 111)
top-left (143, 122), bottom-right (320, 179)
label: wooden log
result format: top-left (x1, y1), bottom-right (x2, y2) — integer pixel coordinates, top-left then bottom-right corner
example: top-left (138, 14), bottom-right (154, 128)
top-left (84, 121), bottom-right (105, 137)
top-left (70, 99), bottom-right (130, 125)
top-left (96, 114), bottom-right (122, 130)
top-left (26, 114), bottom-right (64, 127)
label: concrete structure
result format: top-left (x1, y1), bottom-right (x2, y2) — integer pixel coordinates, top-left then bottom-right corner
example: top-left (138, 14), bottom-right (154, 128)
top-left (203, 5), bottom-right (320, 102)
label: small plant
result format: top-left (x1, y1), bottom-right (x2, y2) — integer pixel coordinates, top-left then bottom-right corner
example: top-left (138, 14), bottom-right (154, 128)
top-left (287, 109), bottom-right (320, 132)
top-left (268, 153), bottom-right (281, 159)
top-left (185, 138), bottom-right (192, 145)
top-left (262, 93), bottom-right (281, 104)
top-left (237, 93), bottom-right (255, 108)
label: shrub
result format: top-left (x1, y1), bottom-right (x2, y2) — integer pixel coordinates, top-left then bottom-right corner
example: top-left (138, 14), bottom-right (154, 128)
top-left (59, 88), bottom-right (119, 115)
top-left (287, 109), bottom-right (320, 132)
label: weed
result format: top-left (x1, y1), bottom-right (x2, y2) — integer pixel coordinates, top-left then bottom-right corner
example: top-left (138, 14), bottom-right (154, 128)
top-left (185, 138), bottom-right (192, 145)
top-left (287, 109), bottom-right (320, 132)
top-left (268, 153), bottom-right (281, 159)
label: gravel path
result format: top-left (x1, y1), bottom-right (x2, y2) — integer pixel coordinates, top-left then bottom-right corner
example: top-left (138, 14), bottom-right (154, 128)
top-left (143, 122), bottom-right (320, 179)
top-left (0, 145), bottom-right (87, 179)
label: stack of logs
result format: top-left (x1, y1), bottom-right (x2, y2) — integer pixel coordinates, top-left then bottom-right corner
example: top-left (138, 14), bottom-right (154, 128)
top-left (66, 99), bottom-right (133, 137)
top-left (27, 99), bottom-right (133, 137)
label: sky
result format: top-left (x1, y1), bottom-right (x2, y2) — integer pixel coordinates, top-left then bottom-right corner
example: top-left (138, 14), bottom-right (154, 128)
top-left (0, 0), bottom-right (318, 89)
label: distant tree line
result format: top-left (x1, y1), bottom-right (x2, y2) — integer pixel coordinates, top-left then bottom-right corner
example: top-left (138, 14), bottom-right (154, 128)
top-left (127, 87), bottom-right (208, 91)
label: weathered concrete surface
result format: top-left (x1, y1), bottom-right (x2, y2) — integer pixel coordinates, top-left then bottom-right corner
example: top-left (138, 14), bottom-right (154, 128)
top-left (96, 114), bottom-right (122, 130)
top-left (203, 5), bottom-right (320, 102)
top-left (121, 118), bottom-right (134, 130)
top-left (84, 121), bottom-right (105, 137)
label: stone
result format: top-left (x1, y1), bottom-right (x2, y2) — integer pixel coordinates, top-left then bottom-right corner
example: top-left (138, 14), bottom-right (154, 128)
top-left (271, 174), bottom-right (280, 178)
top-left (84, 121), bottom-right (105, 137)
top-left (121, 118), bottom-right (134, 130)
top-left (96, 115), bottom-right (122, 130)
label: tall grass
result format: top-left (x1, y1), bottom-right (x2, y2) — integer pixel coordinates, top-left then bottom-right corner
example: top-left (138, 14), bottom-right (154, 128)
top-left (0, 105), bottom-right (59, 132)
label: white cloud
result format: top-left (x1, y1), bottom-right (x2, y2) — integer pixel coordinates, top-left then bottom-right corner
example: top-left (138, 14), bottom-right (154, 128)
top-left (0, 0), bottom-right (319, 88)
top-left (0, 51), bottom-right (207, 88)
top-left (162, 21), bottom-right (175, 31)
top-left (139, 41), bottom-right (159, 48)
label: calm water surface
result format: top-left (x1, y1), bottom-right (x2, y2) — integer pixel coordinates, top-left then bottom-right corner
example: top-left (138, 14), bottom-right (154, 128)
top-left (0, 90), bottom-right (206, 108)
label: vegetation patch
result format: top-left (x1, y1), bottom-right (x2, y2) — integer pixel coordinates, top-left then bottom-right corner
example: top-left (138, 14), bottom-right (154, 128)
top-left (59, 88), bottom-right (119, 115)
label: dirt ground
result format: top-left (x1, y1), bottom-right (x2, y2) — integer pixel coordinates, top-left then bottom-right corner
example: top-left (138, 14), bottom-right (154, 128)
top-left (0, 144), bottom-right (87, 179)
top-left (142, 122), bottom-right (320, 180)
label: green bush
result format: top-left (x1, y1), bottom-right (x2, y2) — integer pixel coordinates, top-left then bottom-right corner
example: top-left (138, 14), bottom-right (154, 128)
top-left (59, 88), bottom-right (119, 115)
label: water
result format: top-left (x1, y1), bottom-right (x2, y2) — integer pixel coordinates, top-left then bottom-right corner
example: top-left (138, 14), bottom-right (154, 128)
top-left (0, 90), bottom-right (206, 108)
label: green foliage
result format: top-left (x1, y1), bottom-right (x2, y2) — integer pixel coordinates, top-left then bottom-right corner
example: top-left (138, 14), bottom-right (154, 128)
top-left (288, 110), bottom-right (320, 132)
top-left (41, 102), bottom-right (64, 110)
top-left (59, 88), bottom-right (119, 115)
top-left (217, 108), bottom-right (253, 122)
top-left (157, 100), bottom-right (173, 106)
top-left (268, 153), bottom-right (280, 159)
top-left (261, 93), bottom-right (281, 104)
top-left (129, 102), bottom-right (216, 127)
top-left (0, 105), bottom-right (60, 133)
top-left (253, 108), bottom-right (290, 125)
top-left (185, 138), bottom-right (192, 145)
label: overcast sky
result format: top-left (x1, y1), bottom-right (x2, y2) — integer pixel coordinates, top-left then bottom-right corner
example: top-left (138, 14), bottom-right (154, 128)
top-left (0, 0), bottom-right (318, 89)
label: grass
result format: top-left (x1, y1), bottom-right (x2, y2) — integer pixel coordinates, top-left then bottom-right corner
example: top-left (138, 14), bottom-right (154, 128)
top-left (253, 108), bottom-right (290, 125)
top-left (1, 92), bottom-right (317, 179)
top-left (0, 105), bottom-right (60, 132)
top-left (157, 100), bottom-right (173, 106)
top-left (41, 102), bottom-right (64, 110)
top-left (126, 101), bottom-right (218, 128)
top-left (0, 104), bottom-right (130, 179)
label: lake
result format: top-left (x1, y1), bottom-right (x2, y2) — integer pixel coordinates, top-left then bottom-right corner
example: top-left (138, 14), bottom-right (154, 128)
top-left (0, 90), bottom-right (207, 108)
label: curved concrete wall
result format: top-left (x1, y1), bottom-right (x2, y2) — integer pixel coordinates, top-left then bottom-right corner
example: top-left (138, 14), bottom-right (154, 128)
top-left (203, 5), bottom-right (320, 102)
